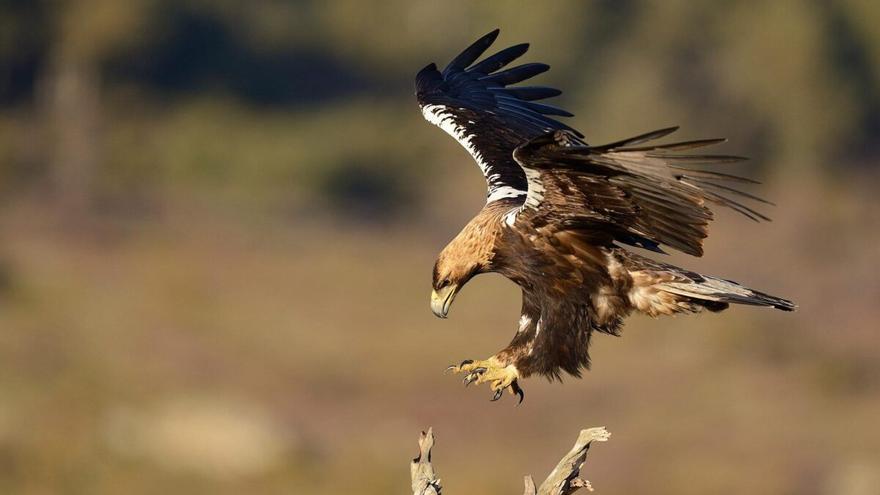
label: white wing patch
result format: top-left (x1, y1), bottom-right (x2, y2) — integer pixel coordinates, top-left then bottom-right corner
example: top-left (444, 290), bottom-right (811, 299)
top-left (421, 104), bottom-right (526, 204)
top-left (503, 166), bottom-right (545, 226)
top-left (487, 185), bottom-right (524, 203)
top-left (522, 167), bottom-right (545, 209)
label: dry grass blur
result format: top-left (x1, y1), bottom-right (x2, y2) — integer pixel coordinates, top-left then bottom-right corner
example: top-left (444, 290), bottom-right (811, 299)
top-left (1, 1), bottom-right (879, 494)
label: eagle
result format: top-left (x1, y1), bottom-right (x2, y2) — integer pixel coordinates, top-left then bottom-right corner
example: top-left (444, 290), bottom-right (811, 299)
top-left (416, 29), bottom-right (794, 403)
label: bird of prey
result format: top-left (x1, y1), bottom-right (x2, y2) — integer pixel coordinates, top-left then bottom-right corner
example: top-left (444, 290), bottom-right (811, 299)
top-left (416, 29), bottom-right (794, 403)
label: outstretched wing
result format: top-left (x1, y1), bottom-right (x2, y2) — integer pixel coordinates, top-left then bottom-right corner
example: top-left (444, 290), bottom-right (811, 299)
top-left (508, 128), bottom-right (771, 257)
top-left (416, 29), bottom-right (582, 204)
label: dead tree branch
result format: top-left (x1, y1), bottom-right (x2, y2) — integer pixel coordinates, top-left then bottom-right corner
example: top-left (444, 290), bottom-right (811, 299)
top-left (410, 427), bottom-right (610, 495)
top-left (411, 428), bottom-right (442, 495)
top-left (530, 427), bottom-right (611, 494)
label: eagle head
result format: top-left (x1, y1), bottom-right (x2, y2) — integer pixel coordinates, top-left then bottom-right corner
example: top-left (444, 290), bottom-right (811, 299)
top-left (430, 245), bottom-right (486, 319)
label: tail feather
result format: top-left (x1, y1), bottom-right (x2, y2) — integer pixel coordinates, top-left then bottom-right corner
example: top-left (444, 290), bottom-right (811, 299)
top-left (660, 275), bottom-right (796, 312)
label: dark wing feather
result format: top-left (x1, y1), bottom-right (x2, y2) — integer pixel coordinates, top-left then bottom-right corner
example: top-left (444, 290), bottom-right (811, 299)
top-left (442, 29), bottom-right (500, 77)
top-left (509, 129), bottom-right (770, 257)
top-left (416, 29), bottom-right (582, 203)
top-left (468, 43), bottom-right (530, 74)
top-left (478, 63), bottom-right (551, 85)
top-left (495, 86), bottom-right (562, 101)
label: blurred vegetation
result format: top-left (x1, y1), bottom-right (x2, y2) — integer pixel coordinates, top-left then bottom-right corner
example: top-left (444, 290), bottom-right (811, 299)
top-left (2, 0), bottom-right (879, 219)
top-left (0, 1), bottom-right (878, 495)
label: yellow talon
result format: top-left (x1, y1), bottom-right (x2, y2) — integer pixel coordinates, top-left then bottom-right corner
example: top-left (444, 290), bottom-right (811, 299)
top-left (446, 356), bottom-right (523, 403)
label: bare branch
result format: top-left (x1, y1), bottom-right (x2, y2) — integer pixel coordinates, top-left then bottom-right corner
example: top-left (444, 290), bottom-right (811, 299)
top-left (411, 428), bottom-right (442, 495)
top-left (536, 427), bottom-right (610, 495)
top-left (523, 475), bottom-right (538, 495)
top-left (410, 427), bottom-right (610, 494)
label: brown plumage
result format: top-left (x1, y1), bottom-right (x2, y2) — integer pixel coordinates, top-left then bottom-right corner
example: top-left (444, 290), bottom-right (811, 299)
top-left (419, 30), bottom-right (794, 402)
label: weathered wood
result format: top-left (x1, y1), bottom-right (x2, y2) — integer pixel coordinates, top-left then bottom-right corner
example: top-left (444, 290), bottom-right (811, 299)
top-left (411, 428), bottom-right (442, 495)
top-left (523, 475), bottom-right (538, 495)
top-left (410, 427), bottom-right (610, 494)
top-left (536, 427), bottom-right (610, 495)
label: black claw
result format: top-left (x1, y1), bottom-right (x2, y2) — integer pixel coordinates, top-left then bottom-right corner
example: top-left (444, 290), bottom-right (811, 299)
top-left (512, 381), bottom-right (525, 405)
top-left (463, 373), bottom-right (479, 386)
top-left (447, 360), bottom-right (475, 373)
top-left (471, 367), bottom-right (487, 375)
top-left (491, 388), bottom-right (503, 401)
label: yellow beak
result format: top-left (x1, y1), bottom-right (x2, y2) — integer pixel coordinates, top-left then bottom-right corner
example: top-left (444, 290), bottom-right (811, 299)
top-left (431, 285), bottom-right (459, 318)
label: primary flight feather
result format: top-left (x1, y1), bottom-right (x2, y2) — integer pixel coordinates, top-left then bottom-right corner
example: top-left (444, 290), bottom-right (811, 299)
top-left (416, 29), bottom-right (794, 403)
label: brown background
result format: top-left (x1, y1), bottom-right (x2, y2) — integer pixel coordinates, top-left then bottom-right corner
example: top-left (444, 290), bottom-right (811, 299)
top-left (0, 1), bottom-right (878, 494)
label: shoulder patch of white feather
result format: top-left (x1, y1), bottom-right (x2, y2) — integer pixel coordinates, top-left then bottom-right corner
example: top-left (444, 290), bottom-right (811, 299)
top-left (487, 185), bottom-right (524, 203)
top-left (502, 166), bottom-right (545, 226)
top-left (522, 167), bottom-right (545, 209)
top-left (421, 103), bottom-right (526, 205)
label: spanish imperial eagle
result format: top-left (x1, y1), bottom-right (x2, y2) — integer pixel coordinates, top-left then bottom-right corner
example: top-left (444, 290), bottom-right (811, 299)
top-left (416, 29), bottom-right (794, 403)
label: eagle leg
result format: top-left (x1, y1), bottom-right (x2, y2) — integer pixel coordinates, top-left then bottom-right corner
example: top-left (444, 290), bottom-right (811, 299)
top-left (446, 357), bottom-right (523, 403)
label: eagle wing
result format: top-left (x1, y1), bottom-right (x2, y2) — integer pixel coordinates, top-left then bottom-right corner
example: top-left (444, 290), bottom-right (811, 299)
top-left (416, 29), bottom-right (582, 203)
top-left (508, 128), bottom-right (771, 257)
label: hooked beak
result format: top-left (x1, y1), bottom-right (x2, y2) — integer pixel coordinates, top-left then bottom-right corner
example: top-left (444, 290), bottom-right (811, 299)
top-left (431, 284), bottom-right (459, 318)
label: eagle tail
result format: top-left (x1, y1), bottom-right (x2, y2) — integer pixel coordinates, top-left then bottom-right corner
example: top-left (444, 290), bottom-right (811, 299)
top-left (659, 275), bottom-right (796, 312)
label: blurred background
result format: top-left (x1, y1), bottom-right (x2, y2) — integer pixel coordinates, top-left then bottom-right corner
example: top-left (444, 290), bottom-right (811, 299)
top-left (0, 1), bottom-right (878, 494)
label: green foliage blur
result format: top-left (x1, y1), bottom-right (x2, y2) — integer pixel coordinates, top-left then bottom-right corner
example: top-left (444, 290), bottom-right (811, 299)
top-left (0, 1), bottom-right (878, 495)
